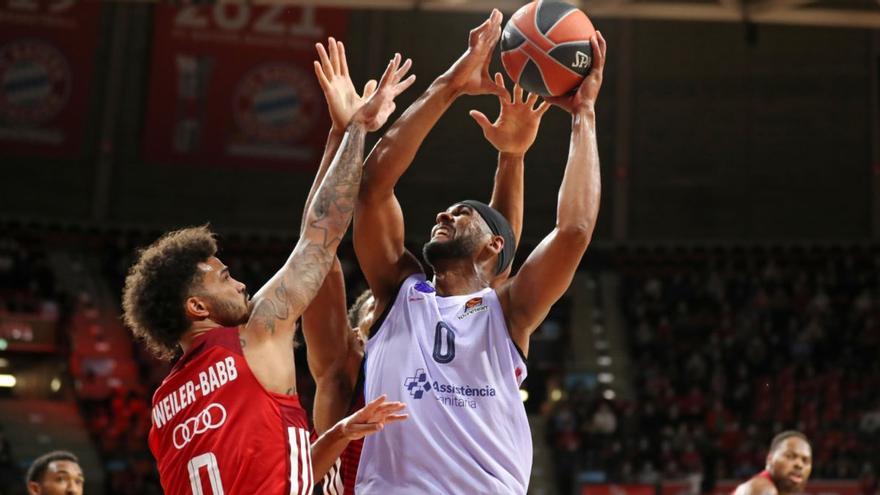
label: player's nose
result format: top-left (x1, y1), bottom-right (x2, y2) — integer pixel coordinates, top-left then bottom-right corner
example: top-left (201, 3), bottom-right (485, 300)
top-left (435, 210), bottom-right (452, 224)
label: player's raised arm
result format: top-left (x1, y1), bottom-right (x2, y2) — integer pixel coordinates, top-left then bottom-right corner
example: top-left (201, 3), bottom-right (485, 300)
top-left (354, 9), bottom-right (505, 309)
top-left (302, 38), bottom-right (385, 433)
top-left (301, 38), bottom-right (379, 237)
top-left (498, 31), bottom-right (607, 355)
top-left (470, 73), bottom-right (550, 284)
top-left (240, 54), bottom-right (414, 368)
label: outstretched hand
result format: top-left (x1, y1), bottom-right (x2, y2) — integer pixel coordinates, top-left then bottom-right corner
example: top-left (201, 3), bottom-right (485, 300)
top-left (445, 9), bottom-right (505, 97)
top-left (314, 38), bottom-right (379, 133)
top-left (351, 53), bottom-right (416, 132)
top-left (546, 31), bottom-right (607, 114)
top-left (338, 395), bottom-right (408, 441)
top-left (469, 73), bottom-right (550, 155)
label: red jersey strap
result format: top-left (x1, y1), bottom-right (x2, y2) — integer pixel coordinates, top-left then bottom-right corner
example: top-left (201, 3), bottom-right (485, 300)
top-left (171, 327), bottom-right (243, 374)
top-left (168, 327), bottom-right (305, 409)
top-left (758, 470), bottom-right (773, 481)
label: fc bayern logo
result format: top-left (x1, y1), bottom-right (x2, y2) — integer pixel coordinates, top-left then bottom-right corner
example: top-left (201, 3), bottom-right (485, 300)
top-left (233, 63), bottom-right (321, 143)
top-left (0, 39), bottom-right (71, 125)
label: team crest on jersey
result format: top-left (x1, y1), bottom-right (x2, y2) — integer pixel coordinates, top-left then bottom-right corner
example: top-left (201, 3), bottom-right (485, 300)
top-left (233, 63), bottom-right (320, 143)
top-left (458, 297), bottom-right (488, 320)
top-left (414, 281), bottom-right (435, 293)
top-left (404, 368), bottom-right (432, 399)
top-left (0, 40), bottom-right (70, 125)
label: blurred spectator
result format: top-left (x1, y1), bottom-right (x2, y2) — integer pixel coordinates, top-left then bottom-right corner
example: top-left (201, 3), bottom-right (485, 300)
top-left (25, 450), bottom-right (83, 495)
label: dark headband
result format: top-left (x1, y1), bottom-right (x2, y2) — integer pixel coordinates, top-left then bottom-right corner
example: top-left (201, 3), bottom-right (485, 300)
top-left (459, 200), bottom-right (516, 275)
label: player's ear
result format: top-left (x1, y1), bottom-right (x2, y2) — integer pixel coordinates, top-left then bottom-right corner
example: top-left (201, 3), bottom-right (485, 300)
top-left (27, 481), bottom-right (41, 495)
top-left (185, 296), bottom-right (210, 320)
top-left (487, 235), bottom-right (504, 256)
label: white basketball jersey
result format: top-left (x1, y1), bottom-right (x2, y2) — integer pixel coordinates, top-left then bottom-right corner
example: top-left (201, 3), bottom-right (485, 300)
top-left (356, 274), bottom-right (531, 494)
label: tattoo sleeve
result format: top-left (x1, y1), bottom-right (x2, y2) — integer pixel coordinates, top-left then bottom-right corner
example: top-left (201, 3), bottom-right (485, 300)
top-left (281, 122), bottom-right (367, 320)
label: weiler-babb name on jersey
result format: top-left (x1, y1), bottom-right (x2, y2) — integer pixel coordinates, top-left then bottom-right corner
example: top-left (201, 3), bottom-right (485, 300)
top-left (152, 357), bottom-right (238, 429)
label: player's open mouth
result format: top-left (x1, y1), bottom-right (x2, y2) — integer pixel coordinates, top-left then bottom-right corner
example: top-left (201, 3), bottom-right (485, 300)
top-left (432, 226), bottom-right (452, 238)
top-left (789, 474), bottom-right (804, 484)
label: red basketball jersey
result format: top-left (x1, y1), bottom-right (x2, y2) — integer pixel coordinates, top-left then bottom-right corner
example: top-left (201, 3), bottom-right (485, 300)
top-left (321, 367), bottom-right (365, 494)
top-left (148, 327), bottom-right (313, 495)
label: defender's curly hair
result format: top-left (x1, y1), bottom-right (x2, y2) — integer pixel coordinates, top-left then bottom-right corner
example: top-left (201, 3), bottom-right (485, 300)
top-left (122, 226), bottom-right (217, 360)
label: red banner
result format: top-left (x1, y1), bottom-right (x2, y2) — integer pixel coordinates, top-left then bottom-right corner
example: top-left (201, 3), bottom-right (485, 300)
top-left (142, 4), bottom-right (347, 170)
top-left (0, 0), bottom-right (100, 158)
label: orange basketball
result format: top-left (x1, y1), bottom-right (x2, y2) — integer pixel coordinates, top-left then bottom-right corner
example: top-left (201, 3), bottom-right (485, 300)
top-left (500, 0), bottom-right (596, 97)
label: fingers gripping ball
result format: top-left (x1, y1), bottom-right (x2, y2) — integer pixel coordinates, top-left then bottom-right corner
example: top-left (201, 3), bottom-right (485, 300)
top-left (500, 0), bottom-right (596, 97)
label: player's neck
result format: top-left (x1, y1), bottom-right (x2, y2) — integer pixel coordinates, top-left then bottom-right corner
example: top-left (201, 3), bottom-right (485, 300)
top-left (432, 262), bottom-right (490, 296)
top-left (179, 319), bottom-right (224, 353)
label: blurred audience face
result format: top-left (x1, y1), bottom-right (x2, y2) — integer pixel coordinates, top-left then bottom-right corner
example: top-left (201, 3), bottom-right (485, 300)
top-left (768, 437), bottom-right (812, 493)
top-left (27, 459), bottom-right (84, 495)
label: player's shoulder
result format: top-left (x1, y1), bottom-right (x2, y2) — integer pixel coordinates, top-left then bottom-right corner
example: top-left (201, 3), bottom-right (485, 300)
top-left (734, 474), bottom-right (778, 495)
top-left (159, 328), bottom-right (243, 385)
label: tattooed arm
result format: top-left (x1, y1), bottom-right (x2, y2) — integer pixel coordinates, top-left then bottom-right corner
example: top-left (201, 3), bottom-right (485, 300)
top-left (303, 38), bottom-right (380, 433)
top-left (240, 54), bottom-right (415, 396)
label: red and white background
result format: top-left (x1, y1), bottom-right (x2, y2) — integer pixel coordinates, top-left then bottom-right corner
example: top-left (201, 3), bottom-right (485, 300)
top-left (0, 0), bottom-right (100, 158)
top-left (143, 4), bottom-right (348, 170)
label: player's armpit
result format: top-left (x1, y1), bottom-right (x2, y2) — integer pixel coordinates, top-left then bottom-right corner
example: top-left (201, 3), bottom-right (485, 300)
top-left (353, 188), bottom-right (422, 316)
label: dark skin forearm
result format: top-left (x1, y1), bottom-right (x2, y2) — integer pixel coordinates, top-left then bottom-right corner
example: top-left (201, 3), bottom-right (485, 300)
top-left (556, 109), bottom-right (600, 235)
top-left (360, 75), bottom-right (459, 199)
top-left (488, 151), bottom-right (524, 286)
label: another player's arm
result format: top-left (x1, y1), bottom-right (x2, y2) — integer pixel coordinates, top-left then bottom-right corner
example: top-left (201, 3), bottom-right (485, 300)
top-left (355, 9), bottom-right (505, 312)
top-left (734, 478), bottom-right (779, 495)
top-left (497, 32), bottom-right (607, 356)
top-left (241, 55), bottom-right (415, 393)
top-left (302, 39), bottom-right (381, 433)
top-left (310, 396), bottom-right (408, 480)
top-left (470, 74), bottom-right (549, 284)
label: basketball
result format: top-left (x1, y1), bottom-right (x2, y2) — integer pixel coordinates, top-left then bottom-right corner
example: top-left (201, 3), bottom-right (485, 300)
top-left (500, 0), bottom-right (596, 97)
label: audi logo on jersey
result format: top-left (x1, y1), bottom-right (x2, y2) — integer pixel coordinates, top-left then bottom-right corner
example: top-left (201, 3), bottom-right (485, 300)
top-left (172, 403), bottom-right (227, 450)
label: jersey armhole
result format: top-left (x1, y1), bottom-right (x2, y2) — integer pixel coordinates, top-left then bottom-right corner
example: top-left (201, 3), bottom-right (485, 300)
top-left (365, 275), bottom-right (412, 340)
top-left (488, 290), bottom-right (528, 364)
top-left (348, 361), bottom-right (366, 412)
top-left (512, 340), bottom-right (527, 364)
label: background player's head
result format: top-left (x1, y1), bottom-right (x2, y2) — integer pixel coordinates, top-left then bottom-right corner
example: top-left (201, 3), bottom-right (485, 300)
top-left (348, 289), bottom-right (376, 350)
top-left (766, 431), bottom-right (812, 494)
top-left (122, 226), bottom-right (250, 360)
top-left (26, 450), bottom-right (83, 495)
top-left (422, 200), bottom-right (514, 277)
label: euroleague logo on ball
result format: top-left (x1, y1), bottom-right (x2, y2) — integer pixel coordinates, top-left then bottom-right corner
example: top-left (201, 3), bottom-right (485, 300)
top-left (0, 40), bottom-right (70, 125)
top-left (233, 63), bottom-right (321, 143)
top-left (500, 0), bottom-right (595, 97)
